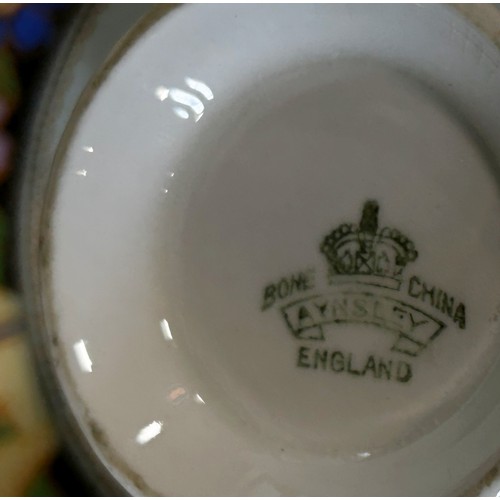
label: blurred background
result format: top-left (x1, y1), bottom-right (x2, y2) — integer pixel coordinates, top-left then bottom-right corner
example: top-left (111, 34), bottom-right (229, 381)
top-left (0, 4), bottom-right (94, 495)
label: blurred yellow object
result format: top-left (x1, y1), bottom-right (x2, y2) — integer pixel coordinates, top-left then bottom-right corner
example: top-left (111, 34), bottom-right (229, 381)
top-left (0, 4), bottom-right (21, 17)
top-left (0, 288), bottom-right (57, 495)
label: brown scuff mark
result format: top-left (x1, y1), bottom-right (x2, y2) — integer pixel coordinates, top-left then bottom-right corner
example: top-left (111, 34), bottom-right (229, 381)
top-left (489, 303), bottom-right (500, 324)
top-left (463, 465), bottom-right (499, 496)
top-left (453, 4), bottom-right (500, 51)
top-left (85, 413), bottom-right (160, 496)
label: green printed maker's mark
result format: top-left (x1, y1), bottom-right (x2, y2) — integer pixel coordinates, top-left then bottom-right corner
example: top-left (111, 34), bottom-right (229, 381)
top-left (260, 200), bottom-right (468, 380)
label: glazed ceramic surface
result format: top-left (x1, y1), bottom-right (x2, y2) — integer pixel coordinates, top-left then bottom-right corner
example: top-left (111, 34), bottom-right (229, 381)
top-left (20, 4), bottom-right (500, 496)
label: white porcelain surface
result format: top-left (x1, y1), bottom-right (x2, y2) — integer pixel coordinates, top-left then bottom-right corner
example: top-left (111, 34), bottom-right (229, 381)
top-left (39, 5), bottom-right (500, 495)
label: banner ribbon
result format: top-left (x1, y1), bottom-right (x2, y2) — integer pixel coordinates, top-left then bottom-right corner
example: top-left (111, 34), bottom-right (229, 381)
top-left (281, 290), bottom-right (445, 356)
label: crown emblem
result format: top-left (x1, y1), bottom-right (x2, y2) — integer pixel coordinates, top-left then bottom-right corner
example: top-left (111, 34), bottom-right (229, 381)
top-left (320, 201), bottom-right (418, 290)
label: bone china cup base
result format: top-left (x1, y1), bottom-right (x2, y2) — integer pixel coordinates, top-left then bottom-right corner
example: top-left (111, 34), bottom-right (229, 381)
top-left (19, 4), bottom-right (500, 496)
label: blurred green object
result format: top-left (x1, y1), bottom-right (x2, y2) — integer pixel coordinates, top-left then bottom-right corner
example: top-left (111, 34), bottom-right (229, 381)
top-left (0, 46), bottom-right (19, 110)
top-left (0, 209), bottom-right (7, 284)
top-left (0, 419), bottom-right (16, 442)
top-left (25, 471), bottom-right (61, 497)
